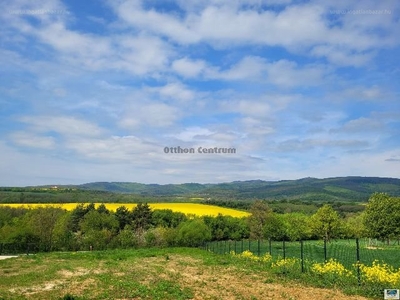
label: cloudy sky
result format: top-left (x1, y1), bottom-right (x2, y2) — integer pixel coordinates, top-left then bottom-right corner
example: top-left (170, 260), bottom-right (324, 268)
top-left (1, 0), bottom-right (399, 186)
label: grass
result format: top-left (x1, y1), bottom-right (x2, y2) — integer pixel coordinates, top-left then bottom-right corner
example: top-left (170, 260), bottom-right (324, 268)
top-left (207, 239), bottom-right (400, 269)
top-left (0, 247), bottom-right (372, 300)
top-left (0, 203), bottom-right (250, 217)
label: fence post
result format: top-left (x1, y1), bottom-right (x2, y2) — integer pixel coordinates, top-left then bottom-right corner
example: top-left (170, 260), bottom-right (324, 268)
top-left (324, 238), bottom-right (327, 262)
top-left (300, 240), bottom-right (304, 273)
top-left (356, 238), bottom-right (361, 286)
top-left (257, 239), bottom-right (261, 256)
top-left (283, 240), bottom-right (286, 260)
top-left (248, 239), bottom-right (251, 252)
top-left (269, 239), bottom-right (272, 256)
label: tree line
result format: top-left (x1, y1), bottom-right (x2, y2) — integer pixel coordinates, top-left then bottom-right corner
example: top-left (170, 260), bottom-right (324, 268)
top-left (0, 193), bottom-right (398, 253)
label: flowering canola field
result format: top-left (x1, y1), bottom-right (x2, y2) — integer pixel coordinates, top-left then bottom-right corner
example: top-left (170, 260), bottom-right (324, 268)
top-left (0, 203), bottom-right (250, 217)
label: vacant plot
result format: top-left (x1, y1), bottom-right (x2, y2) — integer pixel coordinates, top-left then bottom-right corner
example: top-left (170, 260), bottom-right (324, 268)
top-left (0, 248), bottom-right (370, 300)
top-left (0, 203), bottom-right (250, 217)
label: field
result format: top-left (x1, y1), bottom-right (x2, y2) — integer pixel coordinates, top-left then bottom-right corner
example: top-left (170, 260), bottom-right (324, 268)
top-left (0, 247), bottom-right (370, 300)
top-left (0, 203), bottom-right (250, 217)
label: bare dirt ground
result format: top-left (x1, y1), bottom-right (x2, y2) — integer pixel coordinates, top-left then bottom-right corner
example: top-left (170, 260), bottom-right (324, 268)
top-left (144, 255), bottom-right (369, 300)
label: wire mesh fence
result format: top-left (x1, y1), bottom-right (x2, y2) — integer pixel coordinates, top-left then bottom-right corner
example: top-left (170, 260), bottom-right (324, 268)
top-left (203, 238), bottom-right (400, 280)
top-left (0, 242), bottom-right (40, 255)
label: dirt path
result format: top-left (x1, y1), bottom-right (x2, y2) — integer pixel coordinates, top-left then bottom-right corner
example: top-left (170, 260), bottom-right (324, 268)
top-left (0, 255), bottom-right (18, 260)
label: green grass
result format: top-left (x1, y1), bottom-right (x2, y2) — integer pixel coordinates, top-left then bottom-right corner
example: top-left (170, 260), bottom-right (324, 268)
top-left (0, 246), bottom-right (395, 299)
top-left (0, 248), bottom-right (199, 300)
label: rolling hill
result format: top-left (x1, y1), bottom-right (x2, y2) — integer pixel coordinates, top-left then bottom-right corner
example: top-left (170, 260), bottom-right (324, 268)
top-left (75, 176), bottom-right (400, 202)
top-left (1, 176), bottom-right (399, 204)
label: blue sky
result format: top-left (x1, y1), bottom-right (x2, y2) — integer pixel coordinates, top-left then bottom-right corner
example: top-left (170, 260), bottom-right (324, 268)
top-left (1, 0), bottom-right (399, 186)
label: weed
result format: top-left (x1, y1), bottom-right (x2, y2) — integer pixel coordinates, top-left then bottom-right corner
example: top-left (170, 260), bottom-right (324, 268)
top-left (61, 294), bottom-right (79, 300)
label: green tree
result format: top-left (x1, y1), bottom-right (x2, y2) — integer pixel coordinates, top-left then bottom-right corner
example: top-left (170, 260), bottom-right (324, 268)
top-left (310, 204), bottom-right (341, 242)
top-left (131, 203), bottom-right (153, 231)
top-left (152, 209), bottom-right (187, 228)
top-left (248, 201), bottom-right (272, 240)
top-left (264, 213), bottom-right (287, 241)
top-left (114, 225), bottom-right (138, 248)
top-left (176, 219), bottom-right (211, 247)
top-left (342, 213), bottom-right (366, 239)
top-left (282, 213), bottom-right (312, 241)
top-left (27, 207), bottom-right (65, 251)
top-left (79, 210), bottom-right (119, 250)
top-left (53, 212), bottom-right (77, 251)
top-left (97, 204), bottom-right (110, 215)
top-left (363, 193), bottom-right (400, 244)
top-left (69, 203), bottom-right (95, 232)
top-left (115, 206), bottom-right (132, 230)
top-left (80, 210), bottom-right (118, 233)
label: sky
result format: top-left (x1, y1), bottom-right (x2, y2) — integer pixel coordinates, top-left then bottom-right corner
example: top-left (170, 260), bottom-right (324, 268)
top-left (0, 0), bottom-right (399, 186)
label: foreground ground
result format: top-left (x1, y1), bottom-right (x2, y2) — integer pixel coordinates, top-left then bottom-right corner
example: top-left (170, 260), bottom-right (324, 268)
top-left (0, 248), bottom-right (370, 300)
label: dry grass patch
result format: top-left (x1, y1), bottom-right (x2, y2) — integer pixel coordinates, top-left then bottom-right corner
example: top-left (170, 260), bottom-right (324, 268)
top-left (160, 254), bottom-right (369, 300)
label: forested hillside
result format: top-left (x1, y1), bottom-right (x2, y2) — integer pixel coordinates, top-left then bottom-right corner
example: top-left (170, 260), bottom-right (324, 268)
top-left (68, 176), bottom-right (400, 202)
top-left (1, 176), bottom-right (399, 204)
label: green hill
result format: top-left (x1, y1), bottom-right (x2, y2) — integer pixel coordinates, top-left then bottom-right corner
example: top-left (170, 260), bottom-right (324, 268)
top-left (1, 176), bottom-right (399, 203)
top-left (76, 176), bottom-right (400, 202)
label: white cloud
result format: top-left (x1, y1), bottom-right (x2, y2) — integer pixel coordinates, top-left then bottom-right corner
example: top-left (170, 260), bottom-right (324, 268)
top-left (170, 127), bottom-right (215, 142)
top-left (2, 6), bottom-right (174, 76)
top-left (9, 132), bottom-right (56, 149)
top-left (175, 0), bottom-right (293, 12)
top-left (65, 135), bottom-right (160, 163)
top-left (115, 35), bottom-right (174, 75)
top-left (221, 99), bottom-right (271, 117)
top-left (331, 117), bottom-right (384, 134)
top-left (310, 45), bottom-right (374, 67)
top-left (333, 85), bottom-right (386, 102)
top-left (119, 102), bottom-right (181, 129)
top-left (154, 82), bottom-right (195, 102)
top-left (212, 56), bottom-right (267, 80)
top-left (219, 93), bottom-right (296, 119)
top-left (240, 117), bottom-right (275, 136)
top-left (109, 1), bottom-right (399, 66)
top-left (171, 57), bottom-right (207, 78)
top-left (18, 116), bottom-right (105, 137)
top-left (204, 56), bottom-right (328, 87)
top-left (265, 59), bottom-right (327, 87)
top-left (110, 0), bottom-right (200, 44)
top-left (275, 138), bottom-right (370, 152)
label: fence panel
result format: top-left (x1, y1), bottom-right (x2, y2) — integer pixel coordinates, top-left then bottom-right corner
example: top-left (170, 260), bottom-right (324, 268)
top-left (204, 238), bottom-right (400, 282)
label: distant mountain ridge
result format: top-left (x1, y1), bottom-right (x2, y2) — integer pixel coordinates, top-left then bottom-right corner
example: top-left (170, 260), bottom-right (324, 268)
top-left (73, 176), bottom-right (400, 202)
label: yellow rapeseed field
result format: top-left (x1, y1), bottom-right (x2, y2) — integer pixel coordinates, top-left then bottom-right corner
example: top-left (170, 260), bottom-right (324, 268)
top-left (0, 203), bottom-right (250, 218)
